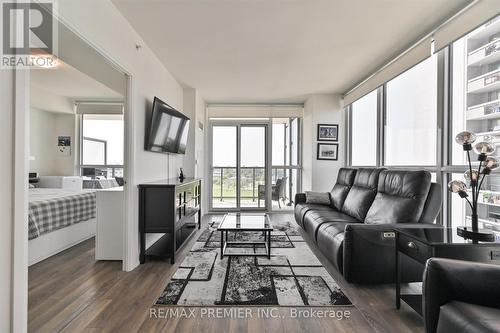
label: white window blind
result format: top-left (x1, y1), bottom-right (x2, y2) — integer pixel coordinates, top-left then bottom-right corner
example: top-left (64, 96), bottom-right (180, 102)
top-left (344, 0), bottom-right (500, 106)
top-left (343, 38), bottom-right (432, 106)
top-left (433, 0), bottom-right (500, 52)
top-left (75, 102), bottom-right (124, 114)
top-left (207, 105), bottom-right (303, 118)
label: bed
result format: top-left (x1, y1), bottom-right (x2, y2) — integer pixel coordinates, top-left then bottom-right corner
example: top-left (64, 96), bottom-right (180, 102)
top-left (28, 188), bottom-right (97, 266)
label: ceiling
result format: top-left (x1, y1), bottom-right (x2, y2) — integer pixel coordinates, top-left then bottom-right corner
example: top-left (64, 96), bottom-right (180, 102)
top-left (31, 60), bottom-right (123, 113)
top-left (113, 0), bottom-right (471, 103)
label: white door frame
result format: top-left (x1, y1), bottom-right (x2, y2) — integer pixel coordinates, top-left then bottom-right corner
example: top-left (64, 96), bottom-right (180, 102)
top-left (12, 66), bottom-right (30, 333)
top-left (11, 14), bottom-right (137, 333)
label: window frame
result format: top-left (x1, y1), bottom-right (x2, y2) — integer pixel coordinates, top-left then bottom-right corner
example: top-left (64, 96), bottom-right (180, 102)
top-left (347, 51), bottom-right (446, 225)
top-left (208, 117), bottom-right (302, 212)
top-left (347, 38), bottom-right (500, 228)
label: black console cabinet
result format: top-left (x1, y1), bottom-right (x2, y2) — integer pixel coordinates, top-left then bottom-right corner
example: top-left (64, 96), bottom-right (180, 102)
top-left (138, 178), bottom-right (201, 264)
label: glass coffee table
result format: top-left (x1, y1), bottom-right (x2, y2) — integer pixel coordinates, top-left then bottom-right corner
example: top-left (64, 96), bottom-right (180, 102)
top-left (217, 213), bottom-right (273, 259)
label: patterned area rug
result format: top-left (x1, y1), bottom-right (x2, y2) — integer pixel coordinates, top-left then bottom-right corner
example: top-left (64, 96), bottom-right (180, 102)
top-left (155, 217), bottom-right (351, 306)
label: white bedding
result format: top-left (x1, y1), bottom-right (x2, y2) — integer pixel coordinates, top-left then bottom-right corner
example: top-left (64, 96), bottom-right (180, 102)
top-left (29, 188), bottom-right (95, 202)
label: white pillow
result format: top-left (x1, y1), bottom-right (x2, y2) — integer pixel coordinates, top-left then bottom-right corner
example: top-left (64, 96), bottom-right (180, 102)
top-left (305, 191), bottom-right (331, 205)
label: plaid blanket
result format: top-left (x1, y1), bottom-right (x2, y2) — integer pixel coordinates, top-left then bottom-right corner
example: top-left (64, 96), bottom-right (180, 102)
top-left (29, 191), bottom-right (96, 240)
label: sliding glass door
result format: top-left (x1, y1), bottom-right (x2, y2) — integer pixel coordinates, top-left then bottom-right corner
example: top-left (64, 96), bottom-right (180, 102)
top-left (212, 125), bottom-right (238, 209)
top-left (211, 122), bottom-right (268, 210)
top-left (240, 125), bottom-right (266, 208)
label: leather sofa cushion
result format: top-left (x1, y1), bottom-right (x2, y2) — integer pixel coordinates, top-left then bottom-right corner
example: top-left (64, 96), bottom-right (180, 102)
top-left (365, 170), bottom-right (431, 224)
top-left (316, 222), bottom-right (351, 272)
top-left (303, 210), bottom-right (357, 241)
top-left (305, 191), bottom-right (331, 205)
top-left (330, 168), bottom-right (357, 210)
top-left (294, 203), bottom-right (332, 228)
top-left (437, 301), bottom-right (500, 333)
top-left (341, 168), bottom-right (383, 221)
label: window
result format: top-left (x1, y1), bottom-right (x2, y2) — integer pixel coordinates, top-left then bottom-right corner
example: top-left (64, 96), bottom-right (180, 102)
top-left (384, 55), bottom-right (438, 166)
top-left (350, 90), bottom-right (378, 166)
top-left (81, 114), bottom-right (124, 178)
top-left (345, 14), bottom-right (500, 233)
top-left (448, 172), bottom-right (500, 232)
top-left (210, 117), bottom-right (301, 211)
top-left (272, 122), bottom-right (286, 165)
top-left (240, 126), bottom-right (266, 209)
top-left (211, 126), bottom-right (237, 208)
top-left (271, 118), bottom-right (301, 210)
top-left (451, 19), bottom-right (500, 165)
top-left (449, 14), bottom-right (500, 232)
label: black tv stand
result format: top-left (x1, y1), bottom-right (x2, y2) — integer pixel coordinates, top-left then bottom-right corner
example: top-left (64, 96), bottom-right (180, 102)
top-left (138, 178), bottom-right (202, 264)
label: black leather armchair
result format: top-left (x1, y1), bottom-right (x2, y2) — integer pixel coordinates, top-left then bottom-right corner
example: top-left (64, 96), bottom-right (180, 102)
top-left (423, 258), bottom-right (500, 333)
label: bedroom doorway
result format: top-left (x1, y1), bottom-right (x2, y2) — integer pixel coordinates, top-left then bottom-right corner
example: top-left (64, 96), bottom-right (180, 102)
top-left (13, 8), bottom-right (135, 331)
top-left (28, 61), bottom-right (127, 263)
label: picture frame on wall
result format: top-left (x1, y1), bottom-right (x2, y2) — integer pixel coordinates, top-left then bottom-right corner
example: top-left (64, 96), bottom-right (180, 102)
top-left (317, 143), bottom-right (338, 161)
top-left (317, 124), bottom-right (338, 141)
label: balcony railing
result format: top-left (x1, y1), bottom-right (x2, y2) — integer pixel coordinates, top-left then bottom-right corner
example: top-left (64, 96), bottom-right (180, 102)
top-left (212, 166), bottom-right (297, 204)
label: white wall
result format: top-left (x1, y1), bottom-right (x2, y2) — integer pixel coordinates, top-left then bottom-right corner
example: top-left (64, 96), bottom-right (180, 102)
top-left (181, 88), bottom-right (197, 178)
top-left (182, 87), bottom-right (207, 212)
top-left (195, 91), bottom-right (207, 213)
top-left (195, 91), bottom-right (206, 179)
top-left (54, 114), bottom-right (78, 175)
top-left (30, 86), bottom-right (75, 115)
top-left (53, 0), bottom-right (184, 176)
top-left (2, 2), bottom-right (201, 329)
top-left (181, 87), bottom-right (206, 177)
top-left (0, 69), bottom-right (14, 333)
top-left (303, 94), bottom-right (345, 192)
top-left (29, 109), bottom-right (76, 176)
top-left (52, 0), bottom-right (188, 271)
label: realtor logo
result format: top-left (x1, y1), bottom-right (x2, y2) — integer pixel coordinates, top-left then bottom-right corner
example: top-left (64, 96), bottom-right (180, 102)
top-left (1, 0), bottom-right (57, 68)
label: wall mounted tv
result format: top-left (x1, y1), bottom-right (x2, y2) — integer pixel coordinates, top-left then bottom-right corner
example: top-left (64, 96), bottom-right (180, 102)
top-left (145, 97), bottom-right (190, 154)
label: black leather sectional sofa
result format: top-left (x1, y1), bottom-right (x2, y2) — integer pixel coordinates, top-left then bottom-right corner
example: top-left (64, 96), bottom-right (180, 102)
top-left (295, 167), bottom-right (442, 284)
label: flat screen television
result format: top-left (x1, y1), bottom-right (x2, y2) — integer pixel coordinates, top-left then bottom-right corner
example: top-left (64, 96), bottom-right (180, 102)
top-left (145, 97), bottom-right (190, 154)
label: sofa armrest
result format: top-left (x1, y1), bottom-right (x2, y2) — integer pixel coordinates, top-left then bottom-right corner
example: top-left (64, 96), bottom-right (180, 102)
top-left (423, 258), bottom-right (500, 333)
top-left (343, 223), bottom-right (441, 283)
top-left (294, 193), bottom-right (306, 205)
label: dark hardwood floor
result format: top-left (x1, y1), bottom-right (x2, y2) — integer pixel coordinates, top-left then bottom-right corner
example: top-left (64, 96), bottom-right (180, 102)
top-left (28, 214), bottom-right (424, 333)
